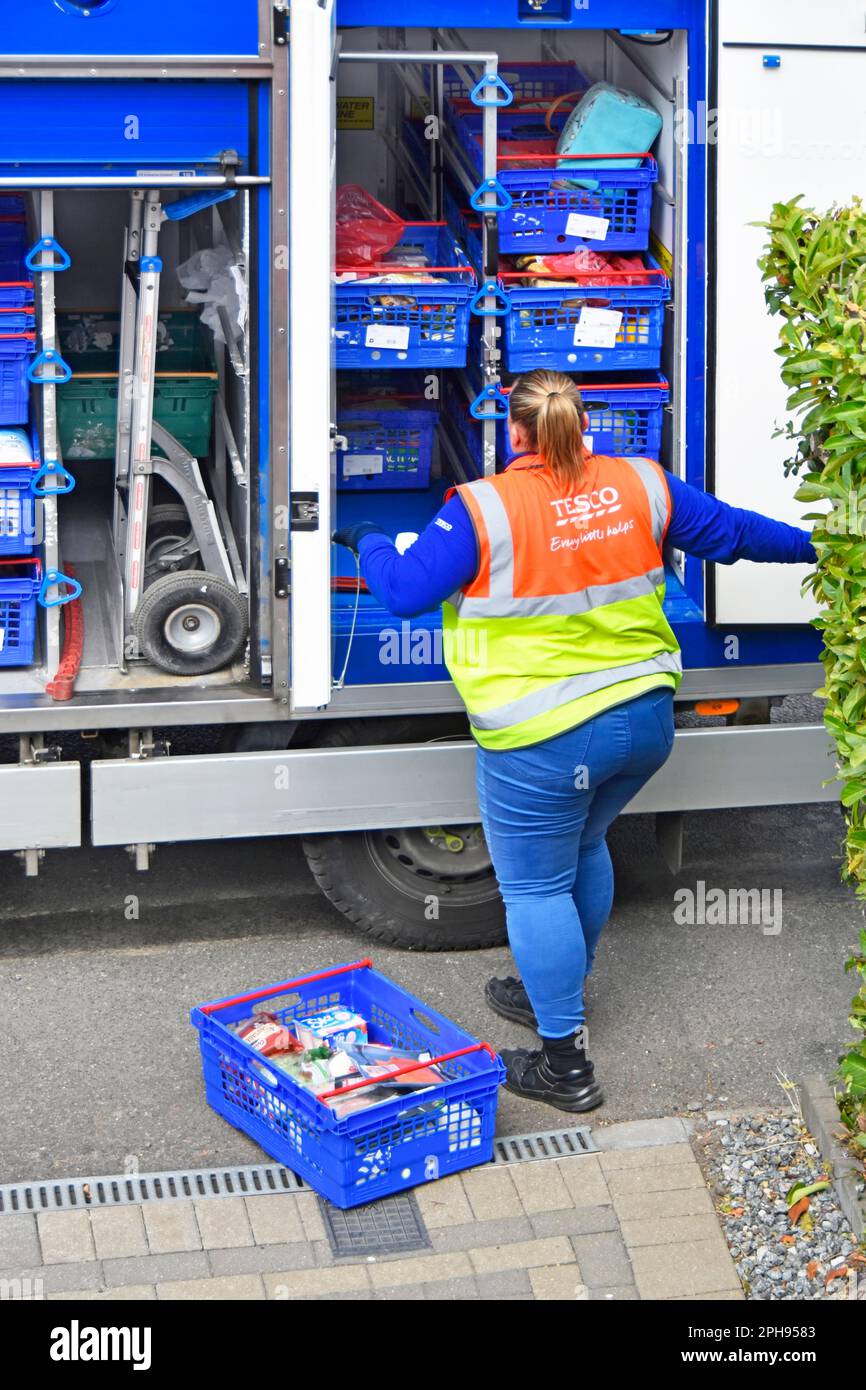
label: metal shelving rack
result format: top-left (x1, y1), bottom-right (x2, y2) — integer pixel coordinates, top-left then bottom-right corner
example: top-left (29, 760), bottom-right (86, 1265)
top-left (340, 44), bottom-right (508, 480)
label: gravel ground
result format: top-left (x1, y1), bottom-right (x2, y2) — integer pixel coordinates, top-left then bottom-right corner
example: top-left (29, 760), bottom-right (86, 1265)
top-left (695, 1108), bottom-right (864, 1300)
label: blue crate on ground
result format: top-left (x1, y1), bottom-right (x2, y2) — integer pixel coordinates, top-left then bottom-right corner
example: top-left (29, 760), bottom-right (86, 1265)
top-left (336, 396), bottom-right (438, 490)
top-left (335, 224), bottom-right (475, 369)
top-left (0, 331), bottom-right (37, 426)
top-left (502, 254), bottom-right (670, 373)
top-left (191, 959), bottom-right (505, 1209)
top-left (0, 562), bottom-right (39, 666)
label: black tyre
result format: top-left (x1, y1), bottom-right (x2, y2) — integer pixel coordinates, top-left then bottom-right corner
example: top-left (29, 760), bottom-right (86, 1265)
top-left (145, 504), bottom-right (199, 584)
top-left (134, 571), bottom-right (248, 676)
top-left (302, 718), bottom-right (506, 951)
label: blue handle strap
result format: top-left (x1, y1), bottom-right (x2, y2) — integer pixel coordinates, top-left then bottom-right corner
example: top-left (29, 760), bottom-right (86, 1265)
top-left (469, 177), bottom-right (513, 214)
top-left (38, 569), bottom-right (83, 609)
top-left (470, 385), bottom-right (509, 421)
top-left (470, 74), bottom-right (514, 108)
top-left (163, 190), bottom-right (237, 222)
top-left (31, 460), bottom-right (76, 497)
top-left (470, 281), bottom-right (511, 317)
top-left (25, 237), bottom-right (71, 273)
top-left (27, 350), bottom-right (73, 385)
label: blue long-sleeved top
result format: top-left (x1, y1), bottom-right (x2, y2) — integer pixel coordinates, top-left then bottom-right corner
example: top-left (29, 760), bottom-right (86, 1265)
top-left (357, 463), bottom-right (817, 620)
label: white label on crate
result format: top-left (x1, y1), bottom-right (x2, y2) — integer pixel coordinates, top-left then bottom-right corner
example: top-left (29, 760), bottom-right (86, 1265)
top-left (582, 435), bottom-right (595, 454)
top-left (573, 307), bottom-right (622, 350)
top-left (342, 453), bottom-right (385, 477)
top-left (364, 324), bottom-right (410, 352)
top-left (565, 212), bottom-right (610, 241)
top-left (136, 168), bottom-right (197, 178)
top-left (0, 628), bottom-right (4, 652)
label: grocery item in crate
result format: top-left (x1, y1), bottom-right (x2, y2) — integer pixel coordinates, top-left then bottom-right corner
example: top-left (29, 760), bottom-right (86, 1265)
top-left (342, 1042), bottom-right (445, 1091)
top-left (293, 1006), bottom-right (368, 1050)
top-left (0, 426), bottom-right (32, 463)
top-left (510, 250), bottom-right (656, 287)
top-left (556, 82), bottom-right (663, 173)
top-left (336, 185), bottom-right (405, 266)
top-left (231, 1011), bottom-right (304, 1057)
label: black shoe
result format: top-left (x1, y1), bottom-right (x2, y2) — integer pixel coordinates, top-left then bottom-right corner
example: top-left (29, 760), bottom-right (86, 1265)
top-left (485, 976), bottom-right (538, 1029)
top-left (501, 1046), bottom-right (604, 1113)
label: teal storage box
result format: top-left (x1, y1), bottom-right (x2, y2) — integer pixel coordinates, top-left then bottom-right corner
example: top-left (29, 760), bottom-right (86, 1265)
top-left (557, 82), bottom-right (663, 180)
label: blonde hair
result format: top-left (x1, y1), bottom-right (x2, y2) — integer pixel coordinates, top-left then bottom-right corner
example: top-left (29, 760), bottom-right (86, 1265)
top-left (508, 369), bottom-right (586, 487)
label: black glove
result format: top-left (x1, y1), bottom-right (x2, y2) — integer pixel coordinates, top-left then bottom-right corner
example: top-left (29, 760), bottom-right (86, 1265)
top-left (331, 522), bottom-right (386, 554)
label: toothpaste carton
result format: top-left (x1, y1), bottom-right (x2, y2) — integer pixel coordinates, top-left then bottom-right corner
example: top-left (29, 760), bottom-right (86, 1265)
top-left (293, 1007), bottom-right (368, 1051)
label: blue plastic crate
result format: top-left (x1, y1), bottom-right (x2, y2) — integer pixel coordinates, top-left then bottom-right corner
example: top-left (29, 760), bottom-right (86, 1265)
top-left (579, 372), bottom-right (670, 458)
top-left (430, 58), bottom-right (586, 106)
top-left (337, 394), bottom-right (438, 492)
top-left (450, 106), bottom-right (658, 254)
top-left (0, 219), bottom-right (28, 282)
top-left (502, 254), bottom-right (670, 373)
top-left (335, 224), bottom-right (475, 369)
top-left (0, 471), bottom-right (37, 557)
top-left (0, 562), bottom-right (39, 666)
top-left (191, 959), bottom-right (505, 1209)
top-left (0, 331), bottom-right (36, 426)
top-left (443, 182), bottom-right (484, 273)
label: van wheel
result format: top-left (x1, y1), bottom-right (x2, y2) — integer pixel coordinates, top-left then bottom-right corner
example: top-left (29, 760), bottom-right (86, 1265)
top-left (301, 718), bottom-right (506, 951)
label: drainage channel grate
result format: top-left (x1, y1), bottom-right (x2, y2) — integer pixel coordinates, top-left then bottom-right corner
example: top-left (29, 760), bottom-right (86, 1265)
top-left (492, 1126), bottom-right (597, 1164)
top-left (0, 1163), bottom-right (308, 1215)
top-left (0, 1128), bottom-right (596, 1216)
top-left (320, 1191), bottom-right (430, 1259)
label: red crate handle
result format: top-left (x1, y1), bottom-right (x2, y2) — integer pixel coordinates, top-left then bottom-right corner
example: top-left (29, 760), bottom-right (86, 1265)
top-left (495, 149), bottom-right (656, 164)
top-left (336, 263), bottom-right (475, 276)
top-left (199, 958), bottom-right (374, 1015)
top-left (316, 1041), bottom-right (498, 1103)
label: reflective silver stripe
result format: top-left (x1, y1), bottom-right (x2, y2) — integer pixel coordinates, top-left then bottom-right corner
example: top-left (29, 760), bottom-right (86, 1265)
top-left (451, 480), bottom-right (513, 614)
top-left (468, 652), bottom-right (683, 732)
top-left (454, 568), bottom-right (666, 620)
top-left (625, 457), bottom-right (669, 547)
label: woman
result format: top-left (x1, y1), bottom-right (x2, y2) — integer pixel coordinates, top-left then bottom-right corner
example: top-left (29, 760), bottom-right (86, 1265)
top-left (333, 370), bottom-right (816, 1113)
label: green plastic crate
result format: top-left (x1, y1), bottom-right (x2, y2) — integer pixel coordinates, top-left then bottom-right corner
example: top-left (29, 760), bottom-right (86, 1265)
top-left (56, 310), bottom-right (219, 461)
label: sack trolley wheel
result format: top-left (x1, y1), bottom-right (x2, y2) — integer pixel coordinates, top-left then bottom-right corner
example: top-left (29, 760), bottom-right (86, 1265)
top-left (144, 503), bottom-right (200, 584)
top-left (132, 570), bottom-right (248, 676)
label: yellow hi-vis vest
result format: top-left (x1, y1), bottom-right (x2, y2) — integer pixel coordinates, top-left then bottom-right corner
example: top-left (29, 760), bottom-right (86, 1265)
top-left (442, 454), bottom-right (683, 750)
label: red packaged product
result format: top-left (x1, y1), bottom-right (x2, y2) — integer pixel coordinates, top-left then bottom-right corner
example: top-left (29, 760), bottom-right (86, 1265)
top-left (236, 1012), bottom-right (304, 1057)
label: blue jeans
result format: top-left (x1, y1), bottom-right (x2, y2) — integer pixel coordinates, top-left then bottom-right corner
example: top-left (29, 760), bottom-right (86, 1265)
top-left (476, 687), bottom-right (675, 1039)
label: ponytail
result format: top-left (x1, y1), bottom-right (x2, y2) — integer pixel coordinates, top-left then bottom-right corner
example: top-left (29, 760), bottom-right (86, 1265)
top-left (508, 369), bottom-right (586, 487)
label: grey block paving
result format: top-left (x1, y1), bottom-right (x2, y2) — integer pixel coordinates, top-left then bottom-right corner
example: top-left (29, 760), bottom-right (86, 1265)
top-left (101, 1250), bottom-right (210, 1289)
top-left (0, 1117), bottom-right (744, 1301)
top-left (207, 1240), bottom-right (317, 1276)
top-left (529, 1204), bottom-right (619, 1239)
top-left (430, 1216), bottom-right (534, 1254)
top-left (0, 1214), bottom-right (40, 1269)
top-left (595, 1118), bottom-right (691, 1151)
top-left (37, 1211), bottom-right (95, 1265)
top-left (476, 1268), bottom-right (533, 1299)
top-left (571, 1231), bottom-right (635, 1288)
top-left (90, 1207), bottom-right (148, 1261)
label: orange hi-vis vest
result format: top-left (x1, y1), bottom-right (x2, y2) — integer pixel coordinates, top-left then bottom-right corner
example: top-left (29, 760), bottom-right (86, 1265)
top-left (442, 453), bottom-right (683, 750)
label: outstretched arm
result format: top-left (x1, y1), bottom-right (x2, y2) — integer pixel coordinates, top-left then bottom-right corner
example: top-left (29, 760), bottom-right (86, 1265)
top-left (665, 473), bottom-right (817, 565)
top-left (347, 493), bottom-right (480, 618)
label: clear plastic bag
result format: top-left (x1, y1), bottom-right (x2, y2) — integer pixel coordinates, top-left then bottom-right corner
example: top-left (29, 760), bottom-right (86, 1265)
top-left (336, 185), bottom-right (405, 266)
top-left (176, 247), bottom-right (248, 344)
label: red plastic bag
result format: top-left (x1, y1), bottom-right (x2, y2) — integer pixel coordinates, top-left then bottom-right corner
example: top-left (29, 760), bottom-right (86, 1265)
top-left (336, 185), bottom-right (405, 267)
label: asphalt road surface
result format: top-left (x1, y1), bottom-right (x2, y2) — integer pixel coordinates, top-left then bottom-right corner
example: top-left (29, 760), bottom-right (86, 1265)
top-left (0, 798), bottom-right (859, 1185)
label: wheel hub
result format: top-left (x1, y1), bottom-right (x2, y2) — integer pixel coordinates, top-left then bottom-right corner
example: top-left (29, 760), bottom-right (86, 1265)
top-left (366, 821), bottom-right (494, 899)
top-left (163, 601), bottom-right (221, 654)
